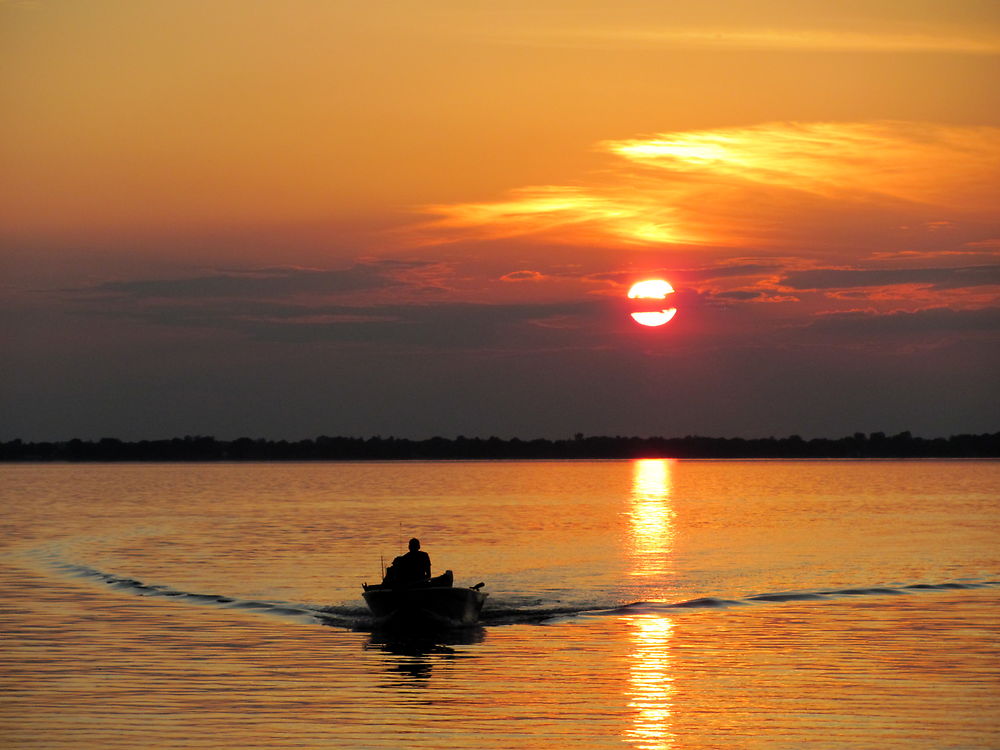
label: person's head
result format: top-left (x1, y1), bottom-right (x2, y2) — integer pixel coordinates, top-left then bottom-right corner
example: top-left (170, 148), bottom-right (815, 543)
top-left (408, 538), bottom-right (420, 551)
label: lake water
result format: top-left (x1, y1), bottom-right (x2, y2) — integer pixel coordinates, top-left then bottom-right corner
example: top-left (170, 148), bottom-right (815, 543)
top-left (1, 460), bottom-right (998, 749)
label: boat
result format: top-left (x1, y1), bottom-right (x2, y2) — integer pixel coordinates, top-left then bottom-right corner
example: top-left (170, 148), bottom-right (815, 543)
top-left (362, 569), bottom-right (488, 628)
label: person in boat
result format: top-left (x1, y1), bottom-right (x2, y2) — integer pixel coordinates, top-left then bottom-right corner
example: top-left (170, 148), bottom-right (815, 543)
top-left (384, 538), bottom-right (431, 586)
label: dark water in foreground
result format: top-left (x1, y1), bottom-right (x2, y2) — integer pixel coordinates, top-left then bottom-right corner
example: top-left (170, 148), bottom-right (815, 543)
top-left (2, 460), bottom-right (998, 748)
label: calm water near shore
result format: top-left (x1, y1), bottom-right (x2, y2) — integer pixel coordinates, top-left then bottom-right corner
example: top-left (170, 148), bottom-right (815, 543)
top-left (2, 460), bottom-right (998, 748)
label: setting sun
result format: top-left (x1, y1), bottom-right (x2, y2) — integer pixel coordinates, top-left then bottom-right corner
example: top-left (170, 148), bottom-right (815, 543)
top-left (628, 280), bottom-right (678, 327)
top-left (628, 280), bottom-right (674, 299)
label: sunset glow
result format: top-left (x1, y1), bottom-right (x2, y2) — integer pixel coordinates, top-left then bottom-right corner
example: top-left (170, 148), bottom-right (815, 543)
top-left (1, 1), bottom-right (997, 440)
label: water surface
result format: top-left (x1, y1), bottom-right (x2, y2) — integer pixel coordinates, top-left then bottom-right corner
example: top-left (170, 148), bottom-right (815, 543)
top-left (2, 460), bottom-right (998, 748)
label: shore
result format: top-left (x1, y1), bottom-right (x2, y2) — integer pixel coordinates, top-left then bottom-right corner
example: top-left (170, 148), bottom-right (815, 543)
top-left (2, 431), bottom-right (998, 461)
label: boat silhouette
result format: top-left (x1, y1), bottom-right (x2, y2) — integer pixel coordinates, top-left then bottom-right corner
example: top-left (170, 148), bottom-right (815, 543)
top-left (362, 570), bottom-right (488, 628)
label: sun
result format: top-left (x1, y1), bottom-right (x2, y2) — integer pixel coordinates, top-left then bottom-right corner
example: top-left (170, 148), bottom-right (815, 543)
top-left (628, 279), bottom-right (677, 327)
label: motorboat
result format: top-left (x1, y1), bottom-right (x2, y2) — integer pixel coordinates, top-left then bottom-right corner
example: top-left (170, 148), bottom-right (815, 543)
top-left (362, 570), bottom-right (488, 628)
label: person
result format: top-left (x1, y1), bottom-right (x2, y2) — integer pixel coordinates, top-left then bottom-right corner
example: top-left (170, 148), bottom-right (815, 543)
top-left (386, 538), bottom-right (431, 586)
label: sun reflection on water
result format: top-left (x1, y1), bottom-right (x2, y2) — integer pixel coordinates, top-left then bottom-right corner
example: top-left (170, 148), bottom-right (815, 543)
top-left (628, 459), bottom-right (675, 578)
top-left (625, 459), bottom-right (676, 750)
top-left (625, 616), bottom-right (676, 750)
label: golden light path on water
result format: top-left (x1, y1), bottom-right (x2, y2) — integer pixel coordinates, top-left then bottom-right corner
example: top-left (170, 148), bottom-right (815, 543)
top-left (625, 459), bottom-right (676, 750)
top-left (627, 459), bottom-right (675, 578)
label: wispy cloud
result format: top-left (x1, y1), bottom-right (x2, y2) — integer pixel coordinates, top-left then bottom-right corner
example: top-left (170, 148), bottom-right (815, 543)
top-left (602, 122), bottom-right (1000, 214)
top-left (81, 261), bottom-right (444, 300)
top-left (500, 270), bottom-right (548, 282)
top-left (65, 259), bottom-right (629, 350)
top-left (75, 292), bottom-right (617, 350)
top-left (781, 265), bottom-right (1000, 291)
top-left (420, 184), bottom-right (688, 246)
top-left (802, 306), bottom-right (1000, 336)
top-left (417, 121), bottom-right (1000, 254)
top-left (502, 27), bottom-right (1000, 55)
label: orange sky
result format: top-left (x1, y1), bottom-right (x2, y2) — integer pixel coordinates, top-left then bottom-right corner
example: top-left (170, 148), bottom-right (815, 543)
top-left (2, 0), bottom-right (998, 440)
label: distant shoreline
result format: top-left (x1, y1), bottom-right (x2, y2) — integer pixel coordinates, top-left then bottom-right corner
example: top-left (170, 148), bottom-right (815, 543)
top-left (2, 432), bottom-right (998, 461)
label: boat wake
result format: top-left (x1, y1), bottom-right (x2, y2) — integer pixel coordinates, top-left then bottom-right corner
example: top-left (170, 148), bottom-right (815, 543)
top-left (596, 580), bottom-right (1000, 618)
top-left (49, 560), bottom-right (361, 625)
top-left (46, 559), bottom-right (999, 630)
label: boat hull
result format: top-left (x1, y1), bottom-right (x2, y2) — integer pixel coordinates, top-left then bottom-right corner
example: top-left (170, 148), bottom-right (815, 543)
top-left (362, 586), bottom-right (488, 628)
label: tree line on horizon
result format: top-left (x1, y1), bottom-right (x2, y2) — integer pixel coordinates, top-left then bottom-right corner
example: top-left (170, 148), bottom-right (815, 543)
top-left (1, 431), bottom-right (998, 461)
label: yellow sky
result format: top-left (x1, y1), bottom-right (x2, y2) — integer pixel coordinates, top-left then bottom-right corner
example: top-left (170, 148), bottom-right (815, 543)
top-left (3, 0), bottom-right (999, 250)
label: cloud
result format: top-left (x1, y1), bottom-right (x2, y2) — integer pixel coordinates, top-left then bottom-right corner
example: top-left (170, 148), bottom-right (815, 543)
top-left (602, 122), bottom-right (1000, 211)
top-left (420, 184), bottom-right (685, 246)
top-left (72, 281), bottom-right (619, 349)
top-left (871, 249), bottom-right (1000, 261)
top-left (715, 290), bottom-right (767, 301)
top-left (781, 265), bottom-right (1000, 291)
top-left (500, 270), bottom-right (547, 282)
top-left (417, 121), bottom-right (1000, 255)
top-left (84, 261), bottom-right (440, 300)
top-left (502, 27), bottom-right (1000, 56)
top-left (964, 239), bottom-right (1000, 249)
top-left (587, 262), bottom-right (781, 285)
top-left (68, 261), bottom-right (730, 349)
top-left (802, 306), bottom-right (1000, 336)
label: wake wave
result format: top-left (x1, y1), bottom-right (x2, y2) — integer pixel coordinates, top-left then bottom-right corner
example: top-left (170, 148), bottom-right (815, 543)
top-left (48, 560), bottom-right (999, 629)
top-left (52, 561), bottom-right (370, 628)
top-left (607, 580), bottom-right (1000, 617)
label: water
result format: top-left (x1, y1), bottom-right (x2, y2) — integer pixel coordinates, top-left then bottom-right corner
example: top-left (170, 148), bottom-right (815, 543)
top-left (1, 460), bottom-right (998, 748)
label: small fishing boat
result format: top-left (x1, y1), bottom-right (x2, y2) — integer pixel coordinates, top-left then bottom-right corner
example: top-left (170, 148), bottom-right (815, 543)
top-left (362, 570), bottom-right (488, 628)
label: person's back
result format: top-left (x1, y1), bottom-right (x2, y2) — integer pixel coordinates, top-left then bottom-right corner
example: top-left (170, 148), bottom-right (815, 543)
top-left (389, 538), bottom-right (431, 585)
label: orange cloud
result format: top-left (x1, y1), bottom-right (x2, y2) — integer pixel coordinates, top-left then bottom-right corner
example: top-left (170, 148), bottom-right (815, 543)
top-left (420, 184), bottom-right (686, 246)
top-left (500, 270), bottom-right (547, 282)
top-left (417, 121), bottom-right (1000, 256)
top-left (604, 122), bottom-right (999, 210)
top-left (503, 27), bottom-right (1000, 56)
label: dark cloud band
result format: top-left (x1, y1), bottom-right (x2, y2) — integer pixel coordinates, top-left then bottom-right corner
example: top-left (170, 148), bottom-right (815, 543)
top-left (781, 265), bottom-right (1000, 291)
